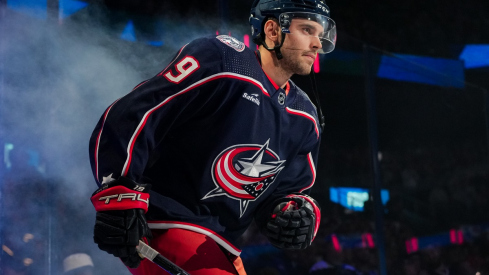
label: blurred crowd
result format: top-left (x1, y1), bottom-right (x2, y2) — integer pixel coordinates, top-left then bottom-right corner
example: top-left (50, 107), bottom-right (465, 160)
top-left (238, 141), bottom-right (489, 275)
top-left (238, 203), bottom-right (489, 275)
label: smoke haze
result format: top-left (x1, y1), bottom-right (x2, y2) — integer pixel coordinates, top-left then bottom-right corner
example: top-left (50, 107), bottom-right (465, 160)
top-left (0, 2), bottom-right (250, 273)
top-left (0, 5), bottom-right (213, 275)
top-left (0, 6), bottom-right (150, 274)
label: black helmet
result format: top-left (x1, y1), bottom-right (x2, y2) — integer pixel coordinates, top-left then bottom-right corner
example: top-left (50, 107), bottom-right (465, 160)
top-left (249, 0), bottom-right (336, 53)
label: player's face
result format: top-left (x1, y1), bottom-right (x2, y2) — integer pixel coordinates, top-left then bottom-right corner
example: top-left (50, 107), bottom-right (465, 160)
top-left (279, 18), bottom-right (324, 75)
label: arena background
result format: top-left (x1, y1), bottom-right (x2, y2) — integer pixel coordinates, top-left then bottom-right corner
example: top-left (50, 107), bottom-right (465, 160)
top-left (1, 0), bottom-right (488, 274)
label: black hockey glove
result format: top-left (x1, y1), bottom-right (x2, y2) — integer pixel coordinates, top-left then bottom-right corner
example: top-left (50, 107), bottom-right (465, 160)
top-left (265, 194), bottom-right (321, 250)
top-left (90, 176), bottom-right (152, 268)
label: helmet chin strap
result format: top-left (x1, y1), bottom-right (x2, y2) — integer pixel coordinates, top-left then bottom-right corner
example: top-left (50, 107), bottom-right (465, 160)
top-left (262, 33), bottom-right (287, 60)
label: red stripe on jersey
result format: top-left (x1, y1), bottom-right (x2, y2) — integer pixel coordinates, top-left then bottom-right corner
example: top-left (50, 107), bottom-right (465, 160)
top-left (94, 99), bottom-right (120, 184)
top-left (147, 221), bottom-right (243, 256)
top-left (215, 156), bottom-right (254, 199)
top-left (299, 152), bottom-right (316, 193)
top-left (221, 151), bottom-right (256, 187)
top-left (121, 73), bottom-right (271, 177)
top-left (263, 70), bottom-right (279, 90)
top-left (285, 107), bottom-right (320, 138)
top-left (132, 80), bottom-right (149, 92)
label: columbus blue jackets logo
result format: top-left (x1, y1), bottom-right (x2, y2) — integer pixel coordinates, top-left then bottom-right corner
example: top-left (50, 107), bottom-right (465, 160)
top-left (202, 140), bottom-right (286, 217)
top-left (216, 35), bottom-right (246, 52)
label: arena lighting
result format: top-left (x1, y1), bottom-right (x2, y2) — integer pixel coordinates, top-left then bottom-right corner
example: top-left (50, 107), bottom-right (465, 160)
top-left (243, 34), bottom-right (250, 47)
top-left (459, 44), bottom-right (489, 68)
top-left (6, 0), bottom-right (47, 19)
top-left (4, 143), bottom-right (14, 169)
top-left (331, 234), bottom-right (342, 251)
top-left (7, 0), bottom-right (87, 20)
top-left (361, 233), bottom-right (375, 248)
top-left (449, 229), bottom-right (464, 245)
top-left (59, 0), bottom-right (87, 21)
top-left (377, 53), bottom-right (465, 88)
top-left (120, 21), bottom-right (164, 46)
top-left (332, 227), bottom-right (471, 253)
top-left (411, 232), bottom-right (455, 252)
top-left (329, 187), bottom-right (389, 211)
top-left (121, 20), bottom-right (137, 42)
top-left (405, 237), bottom-right (419, 254)
top-left (314, 55), bottom-right (320, 73)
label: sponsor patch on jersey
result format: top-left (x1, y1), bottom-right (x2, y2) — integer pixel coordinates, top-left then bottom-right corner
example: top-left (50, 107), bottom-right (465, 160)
top-left (202, 140), bottom-right (286, 217)
top-left (242, 93), bottom-right (260, 106)
top-left (216, 35), bottom-right (245, 52)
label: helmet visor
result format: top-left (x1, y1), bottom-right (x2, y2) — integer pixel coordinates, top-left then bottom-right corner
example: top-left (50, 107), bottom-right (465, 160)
top-left (279, 12), bottom-right (336, 53)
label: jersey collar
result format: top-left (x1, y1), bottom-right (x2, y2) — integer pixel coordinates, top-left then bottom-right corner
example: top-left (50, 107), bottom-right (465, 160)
top-left (255, 51), bottom-right (291, 96)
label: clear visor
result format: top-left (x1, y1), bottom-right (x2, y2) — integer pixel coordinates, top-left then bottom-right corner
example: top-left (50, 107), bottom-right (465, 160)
top-left (279, 12), bottom-right (337, 53)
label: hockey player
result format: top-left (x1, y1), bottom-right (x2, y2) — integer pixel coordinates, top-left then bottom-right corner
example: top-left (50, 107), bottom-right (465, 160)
top-left (89, 0), bottom-right (336, 274)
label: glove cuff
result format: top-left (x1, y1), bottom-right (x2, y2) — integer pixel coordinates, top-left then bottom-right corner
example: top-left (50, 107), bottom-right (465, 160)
top-left (91, 177), bottom-right (151, 213)
top-left (91, 185), bottom-right (150, 212)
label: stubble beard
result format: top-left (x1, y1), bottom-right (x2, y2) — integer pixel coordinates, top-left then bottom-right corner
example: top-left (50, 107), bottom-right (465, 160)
top-left (279, 48), bottom-right (313, 76)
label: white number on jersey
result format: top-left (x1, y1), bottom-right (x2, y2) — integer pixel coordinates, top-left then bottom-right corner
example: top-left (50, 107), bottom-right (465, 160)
top-left (164, 56), bottom-right (200, 84)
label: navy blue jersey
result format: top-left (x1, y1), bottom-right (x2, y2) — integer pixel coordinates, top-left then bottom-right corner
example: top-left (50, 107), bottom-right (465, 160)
top-left (89, 35), bottom-right (321, 256)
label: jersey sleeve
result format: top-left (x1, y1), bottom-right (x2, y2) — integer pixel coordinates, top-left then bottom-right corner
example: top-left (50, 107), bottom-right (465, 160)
top-left (89, 37), bottom-right (223, 186)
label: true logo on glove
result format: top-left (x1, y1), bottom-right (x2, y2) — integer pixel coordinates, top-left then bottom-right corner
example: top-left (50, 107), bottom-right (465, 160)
top-left (91, 183), bottom-right (150, 213)
top-left (98, 193), bottom-right (149, 206)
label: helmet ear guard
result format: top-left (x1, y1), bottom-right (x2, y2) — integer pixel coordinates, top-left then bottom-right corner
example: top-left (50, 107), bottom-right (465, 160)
top-left (249, 15), bottom-right (268, 45)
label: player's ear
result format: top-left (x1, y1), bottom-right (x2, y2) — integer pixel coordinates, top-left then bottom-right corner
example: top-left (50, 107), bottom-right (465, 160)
top-left (263, 19), bottom-right (281, 47)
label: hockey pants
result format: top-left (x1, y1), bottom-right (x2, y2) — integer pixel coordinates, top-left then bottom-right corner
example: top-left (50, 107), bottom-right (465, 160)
top-left (127, 228), bottom-right (246, 275)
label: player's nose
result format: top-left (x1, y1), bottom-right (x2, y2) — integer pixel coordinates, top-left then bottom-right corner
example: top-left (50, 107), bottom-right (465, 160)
top-left (311, 36), bottom-right (322, 51)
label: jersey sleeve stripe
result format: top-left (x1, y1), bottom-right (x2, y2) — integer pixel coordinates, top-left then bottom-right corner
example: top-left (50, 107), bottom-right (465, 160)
top-left (147, 221), bottom-right (242, 256)
top-left (121, 72), bottom-right (271, 177)
top-left (299, 152), bottom-right (316, 193)
top-left (94, 99), bottom-right (120, 185)
top-left (223, 73), bottom-right (270, 97)
top-left (285, 107), bottom-right (319, 138)
top-left (132, 80), bottom-right (149, 92)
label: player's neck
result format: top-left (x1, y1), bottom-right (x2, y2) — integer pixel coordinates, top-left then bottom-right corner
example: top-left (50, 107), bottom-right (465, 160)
top-left (258, 47), bottom-right (291, 90)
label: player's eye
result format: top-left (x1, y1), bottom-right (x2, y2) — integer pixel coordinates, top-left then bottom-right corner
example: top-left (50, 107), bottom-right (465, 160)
top-left (303, 28), bottom-right (311, 34)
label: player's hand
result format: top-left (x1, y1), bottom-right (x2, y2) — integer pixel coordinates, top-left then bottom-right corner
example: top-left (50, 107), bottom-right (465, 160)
top-left (265, 194), bottom-right (320, 250)
top-left (90, 177), bottom-right (152, 268)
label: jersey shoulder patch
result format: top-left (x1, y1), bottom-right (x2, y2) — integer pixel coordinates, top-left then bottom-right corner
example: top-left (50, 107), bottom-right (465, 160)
top-left (216, 35), bottom-right (245, 52)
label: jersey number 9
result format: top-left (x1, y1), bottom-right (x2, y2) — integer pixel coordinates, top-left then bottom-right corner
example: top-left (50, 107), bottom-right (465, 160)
top-left (164, 56), bottom-right (200, 84)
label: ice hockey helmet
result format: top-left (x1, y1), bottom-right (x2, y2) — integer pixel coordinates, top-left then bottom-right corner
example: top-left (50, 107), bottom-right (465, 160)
top-left (249, 0), bottom-right (336, 53)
